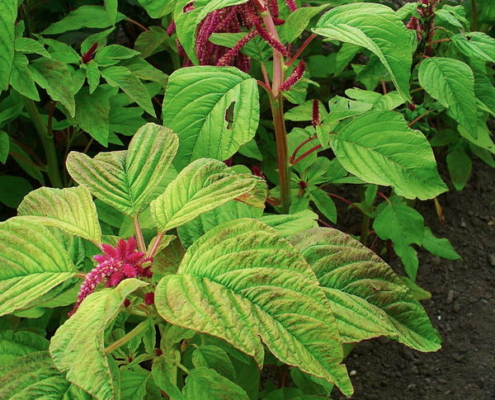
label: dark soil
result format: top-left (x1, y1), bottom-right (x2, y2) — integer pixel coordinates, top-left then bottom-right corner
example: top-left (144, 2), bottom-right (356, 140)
top-left (332, 159), bottom-right (495, 400)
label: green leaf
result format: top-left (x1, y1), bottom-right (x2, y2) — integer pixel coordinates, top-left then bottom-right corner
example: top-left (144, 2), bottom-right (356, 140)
top-left (120, 57), bottom-right (168, 86)
top-left (17, 186), bottom-right (102, 243)
top-left (345, 88), bottom-right (405, 111)
top-left (135, 27), bottom-right (168, 58)
top-left (15, 37), bottom-right (51, 58)
top-left (192, 345), bottom-right (236, 382)
top-left (314, 3), bottom-right (412, 100)
top-left (373, 196), bottom-right (424, 280)
top-left (104, 0), bottom-right (118, 25)
top-left (279, 5), bottom-right (330, 43)
top-left (0, 175), bottom-right (33, 208)
top-left (0, 131), bottom-right (8, 163)
top-left (290, 228), bottom-right (441, 352)
top-left (29, 58), bottom-right (76, 117)
top-left (120, 366), bottom-right (149, 400)
top-left (9, 53), bottom-right (40, 101)
top-left (152, 354), bottom-right (184, 400)
top-left (308, 187), bottom-right (337, 223)
top-left (259, 210), bottom-right (318, 237)
top-left (0, 331), bottom-right (49, 367)
top-left (95, 45), bottom-right (141, 67)
top-left (452, 32), bottom-right (495, 63)
top-left (86, 61), bottom-right (101, 93)
top-left (418, 57), bottom-right (477, 139)
top-left (151, 159), bottom-right (265, 232)
top-left (163, 66), bottom-right (259, 170)
top-left (422, 227), bottom-right (460, 261)
top-left (67, 123), bottom-right (178, 217)
top-left (9, 141), bottom-right (45, 184)
top-left (178, 200), bottom-right (262, 248)
top-left (155, 219), bottom-right (353, 396)
top-left (137, 0), bottom-right (174, 18)
top-left (330, 111), bottom-right (447, 200)
top-left (73, 85), bottom-right (116, 146)
top-left (474, 72), bottom-right (495, 117)
top-left (0, 0), bottom-right (16, 90)
top-left (0, 218), bottom-right (76, 316)
top-left (0, 351), bottom-right (70, 399)
top-left (101, 66), bottom-right (156, 116)
top-left (183, 367), bottom-right (249, 400)
top-left (447, 146), bottom-right (472, 191)
top-left (50, 279), bottom-right (147, 400)
top-left (42, 6), bottom-right (126, 35)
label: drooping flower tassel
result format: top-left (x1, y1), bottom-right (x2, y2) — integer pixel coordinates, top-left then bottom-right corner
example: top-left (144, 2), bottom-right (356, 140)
top-left (279, 61), bottom-right (306, 91)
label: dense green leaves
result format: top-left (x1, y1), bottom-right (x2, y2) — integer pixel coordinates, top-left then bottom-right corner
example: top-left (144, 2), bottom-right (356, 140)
top-left (0, 0), bottom-right (16, 90)
top-left (50, 279), bottom-right (147, 400)
top-left (0, 351), bottom-right (70, 399)
top-left (0, 219), bottom-right (76, 316)
top-left (155, 219), bottom-right (353, 396)
top-left (42, 6), bottom-right (126, 34)
top-left (0, 331), bottom-right (49, 367)
top-left (291, 228), bottom-right (441, 351)
top-left (418, 58), bottom-right (477, 139)
top-left (452, 32), bottom-right (495, 63)
top-left (151, 159), bottom-right (266, 232)
top-left (314, 3), bottom-right (412, 100)
top-left (67, 123), bottom-right (178, 216)
top-left (330, 111), bottom-right (447, 200)
top-left (163, 66), bottom-right (259, 170)
top-left (17, 186), bottom-right (102, 243)
top-left (183, 367), bottom-right (249, 400)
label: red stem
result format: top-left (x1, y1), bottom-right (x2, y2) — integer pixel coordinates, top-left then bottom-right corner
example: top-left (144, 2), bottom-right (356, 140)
top-left (286, 33), bottom-right (317, 67)
top-left (290, 135), bottom-right (317, 163)
top-left (327, 193), bottom-right (363, 213)
top-left (291, 144), bottom-right (322, 166)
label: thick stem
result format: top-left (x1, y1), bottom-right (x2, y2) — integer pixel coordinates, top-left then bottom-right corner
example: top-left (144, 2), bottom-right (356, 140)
top-left (271, 96), bottom-right (291, 213)
top-left (105, 320), bottom-right (151, 353)
top-left (260, 7), bottom-right (285, 95)
top-left (133, 216), bottom-right (146, 253)
top-left (22, 97), bottom-right (63, 188)
top-left (471, 0), bottom-right (478, 31)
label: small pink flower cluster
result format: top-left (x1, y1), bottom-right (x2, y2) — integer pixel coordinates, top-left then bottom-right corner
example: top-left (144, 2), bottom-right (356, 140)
top-left (69, 237), bottom-right (152, 316)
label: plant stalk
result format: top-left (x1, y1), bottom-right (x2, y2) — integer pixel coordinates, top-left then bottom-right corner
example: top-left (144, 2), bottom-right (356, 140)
top-left (22, 97), bottom-right (63, 188)
top-left (105, 319), bottom-right (152, 353)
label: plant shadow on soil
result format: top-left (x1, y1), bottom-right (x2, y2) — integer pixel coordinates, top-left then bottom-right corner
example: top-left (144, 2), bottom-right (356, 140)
top-left (331, 159), bottom-right (495, 400)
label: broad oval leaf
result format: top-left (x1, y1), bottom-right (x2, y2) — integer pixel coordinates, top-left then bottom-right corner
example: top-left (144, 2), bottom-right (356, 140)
top-left (314, 3), bottom-right (412, 100)
top-left (18, 186), bottom-right (102, 243)
top-left (183, 367), bottom-right (248, 400)
top-left (452, 32), bottom-right (495, 63)
top-left (0, 331), bottom-right (49, 367)
top-left (162, 66), bottom-right (259, 170)
top-left (67, 123), bottom-right (179, 217)
top-left (290, 228), bottom-right (441, 352)
top-left (0, 0), bottom-right (17, 90)
top-left (418, 57), bottom-right (477, 139)
top-left (151, 159), bottom-right (266, 232)
top-left (0, 351), bottom-right (70, 399)
top-left (155, 219), bottom-right (353, 396)
top-left (0, 218), bottom-right (77, 316)
top-left (330, 111), bottom-right (448, 200)
top-left (50, 279), bottom-right (147, 400)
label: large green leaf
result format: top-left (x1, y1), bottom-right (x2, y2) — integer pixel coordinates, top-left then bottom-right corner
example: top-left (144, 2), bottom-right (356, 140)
top-left (183, 367), bottom-right (249, 400)
top-left (330, 111), bottom-right (447, 200)
top-left (279, 5), bottom-right (330, 43)
top-left (162, 66), bottom-right (259, 170)
top-left (452, 32), bottom-right (495, 63)
top-left (17, 186), bottom-right (102, 243)
top-left (29, 58), bottom-right (76, 117)
top-left (101, 66), bottom-right (156, 116)
top-left (0, 351), bottom-right (70, 399)
top-left (137, 0), bottom-right (174, 18)
top-left (418, 57), bottom-right (477, 139)
top-left (314, 3), bottom-right (412, 100)
top-left (0, 331), bottom-right (48, 367)
top-left (42, 6), bottom-right (126, 35)
top-left (0, 0), bottom-right (16, 90)
top-left (67, 123), bottom-right (178, 217)
top-left (50, 279), bottom-right (147, 400)
top-left (0, 218), bottom-right (77, 316)
top-left (151, 159), bottom-right (266, 232)
top-left (373, 196), bottom-right (424, 280)
top-left (290, 228), bottom-right (441, 352)
top-left (10, 53), bottom-right (40, 101)
top-left (155, 219), bottom-right (353, 396)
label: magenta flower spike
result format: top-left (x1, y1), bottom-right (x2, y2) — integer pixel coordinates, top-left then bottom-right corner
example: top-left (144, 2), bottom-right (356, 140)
top-left (69, 237), bottom-right (152, 316)
top-left (280, 61), bottom-right (306, 91)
